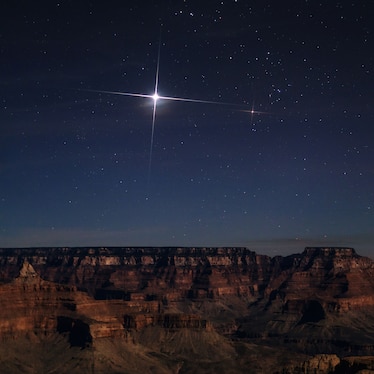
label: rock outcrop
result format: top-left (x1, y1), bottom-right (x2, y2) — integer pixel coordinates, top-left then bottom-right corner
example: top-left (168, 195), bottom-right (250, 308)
top-left (0, 246), bottom-right (374, 373)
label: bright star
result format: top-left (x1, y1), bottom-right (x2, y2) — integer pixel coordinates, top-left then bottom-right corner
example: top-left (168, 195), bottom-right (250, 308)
top-left (240, 102), bottom-right (269, 124)
top-left (152, 92), bottom-right (160, 102)
top-left (82, 42), bottom-right (248, 184)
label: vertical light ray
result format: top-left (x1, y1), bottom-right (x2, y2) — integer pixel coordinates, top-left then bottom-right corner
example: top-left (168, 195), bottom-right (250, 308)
top-left (148, 40), bottom-right (161, 185)
top-left (148, 95), bottom-right (157, 184)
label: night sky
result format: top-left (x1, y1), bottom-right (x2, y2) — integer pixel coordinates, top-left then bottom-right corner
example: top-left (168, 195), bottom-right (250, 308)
top-left (1, 1), bottom-right (373, 256)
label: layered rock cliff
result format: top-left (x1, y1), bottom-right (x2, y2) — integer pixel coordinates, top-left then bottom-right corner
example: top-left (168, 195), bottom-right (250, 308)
top-left (0, 246), bottom-right (374, 373)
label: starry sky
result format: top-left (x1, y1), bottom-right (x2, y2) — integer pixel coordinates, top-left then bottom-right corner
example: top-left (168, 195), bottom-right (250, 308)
top-left (1, 1), bottom-right (373, 256)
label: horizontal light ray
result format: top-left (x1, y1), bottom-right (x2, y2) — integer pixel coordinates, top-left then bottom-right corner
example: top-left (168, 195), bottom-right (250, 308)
top-left (83, 88), bottom-right (244, 107)
top-left (157, 95), bottom-right (240, 106)
top-left (81, 89), bottom-right (152, 99)
top-left (239, 109), bottom-right (269, 115)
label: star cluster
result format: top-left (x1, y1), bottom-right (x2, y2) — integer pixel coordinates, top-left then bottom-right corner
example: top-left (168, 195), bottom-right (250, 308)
top-left (1, 1), bottom-right (373, 255)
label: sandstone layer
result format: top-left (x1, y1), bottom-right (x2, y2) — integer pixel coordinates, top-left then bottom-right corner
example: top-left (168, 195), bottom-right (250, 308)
top-left (0, 246), bottom-right (374, 373)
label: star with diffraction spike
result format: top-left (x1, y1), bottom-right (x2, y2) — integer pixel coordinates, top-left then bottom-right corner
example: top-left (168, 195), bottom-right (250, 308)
top-left (83, 43), bottom-right (248, 183)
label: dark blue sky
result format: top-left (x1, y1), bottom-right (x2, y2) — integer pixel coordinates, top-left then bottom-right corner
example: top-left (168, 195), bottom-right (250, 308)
top-left (1, 1), bottom-right (373, 256)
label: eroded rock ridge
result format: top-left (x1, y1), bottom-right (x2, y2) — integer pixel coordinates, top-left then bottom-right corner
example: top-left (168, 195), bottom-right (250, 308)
top-left (0, 246), bottom-right (373, 373)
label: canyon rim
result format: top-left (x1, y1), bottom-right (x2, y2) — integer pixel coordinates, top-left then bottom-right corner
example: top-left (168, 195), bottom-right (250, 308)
top-left (1, 246), bottom-right (374, 373)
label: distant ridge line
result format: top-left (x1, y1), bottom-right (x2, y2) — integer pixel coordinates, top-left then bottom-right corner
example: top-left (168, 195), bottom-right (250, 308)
top-left (0, 246), bottom-right (359, 258)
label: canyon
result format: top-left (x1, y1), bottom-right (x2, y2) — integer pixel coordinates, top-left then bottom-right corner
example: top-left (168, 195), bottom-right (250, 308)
top-left (0, 246), bottom-right (374, 373)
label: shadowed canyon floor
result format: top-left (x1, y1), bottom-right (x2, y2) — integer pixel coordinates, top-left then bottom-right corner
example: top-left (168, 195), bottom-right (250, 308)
top-left (1, 247), bottom-right (374, 373)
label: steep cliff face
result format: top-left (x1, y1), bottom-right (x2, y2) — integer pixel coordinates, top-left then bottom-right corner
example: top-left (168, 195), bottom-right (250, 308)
top-left (0, 247), bottom-right (272, 300)
top-left (2, 246), bottom-right (372, 309)
top-left (0, 246), bottom-right (374, 373)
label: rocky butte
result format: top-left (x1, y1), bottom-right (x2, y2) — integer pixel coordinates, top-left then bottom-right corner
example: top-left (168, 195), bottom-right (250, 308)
top-left (0, 246), bottom-right (374, 373)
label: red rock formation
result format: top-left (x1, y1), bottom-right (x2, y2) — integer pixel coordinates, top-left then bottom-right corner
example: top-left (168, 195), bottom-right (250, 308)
top-left (123, 313), bottom-right (209, 330)
top-left (1, 246), bottom-right (374, 372)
